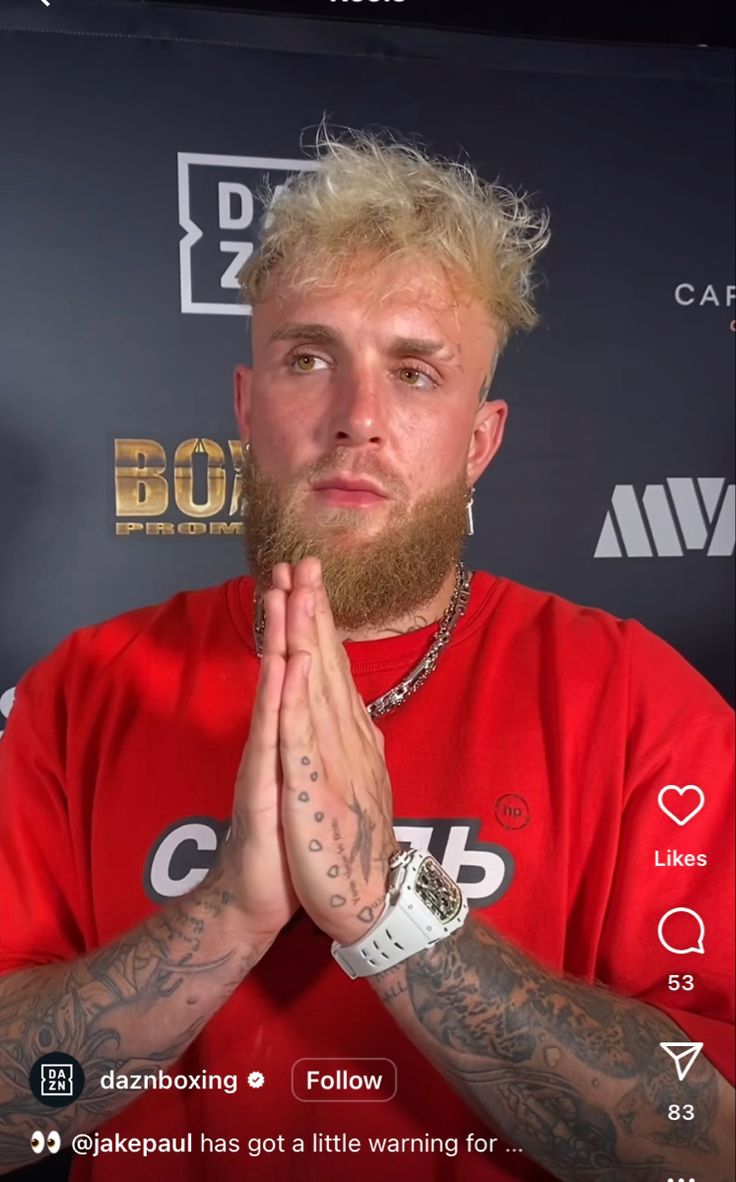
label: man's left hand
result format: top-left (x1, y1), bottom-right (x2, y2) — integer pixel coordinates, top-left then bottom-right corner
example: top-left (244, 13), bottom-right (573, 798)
top-left (274, 557), bottom-right (399, 945)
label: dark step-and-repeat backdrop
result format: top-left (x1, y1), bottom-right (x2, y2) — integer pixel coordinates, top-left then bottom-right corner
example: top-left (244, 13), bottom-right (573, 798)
top-left (1, 0), bottom-right (734, 751)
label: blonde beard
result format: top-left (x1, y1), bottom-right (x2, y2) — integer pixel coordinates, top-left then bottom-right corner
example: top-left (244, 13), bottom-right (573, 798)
top-left (239, 450), bottom-right (471, 633)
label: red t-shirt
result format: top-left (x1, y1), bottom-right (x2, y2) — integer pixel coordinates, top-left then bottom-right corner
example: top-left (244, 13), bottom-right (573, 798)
top-left (1, 570), bottom-right (733, 1182)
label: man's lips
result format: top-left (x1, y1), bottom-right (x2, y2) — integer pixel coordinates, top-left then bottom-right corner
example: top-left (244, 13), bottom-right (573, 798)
top-left (312, 476), bottom-right (388, 497)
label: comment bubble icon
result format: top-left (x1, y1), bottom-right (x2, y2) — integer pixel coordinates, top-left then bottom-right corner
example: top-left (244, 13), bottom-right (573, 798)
top-left (657, 908), bottom-right (705, 955)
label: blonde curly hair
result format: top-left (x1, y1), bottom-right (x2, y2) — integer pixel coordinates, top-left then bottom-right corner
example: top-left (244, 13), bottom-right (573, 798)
top-left (239, 121), bottom-right (551, 394)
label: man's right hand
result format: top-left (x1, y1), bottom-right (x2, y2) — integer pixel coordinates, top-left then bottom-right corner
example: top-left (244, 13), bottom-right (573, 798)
top-left (218, 562), bottom-right (300, 946)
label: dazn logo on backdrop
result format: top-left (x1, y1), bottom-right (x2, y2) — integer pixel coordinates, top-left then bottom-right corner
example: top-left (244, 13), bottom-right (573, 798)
top-left (178, 153), bottom-right (317, 317)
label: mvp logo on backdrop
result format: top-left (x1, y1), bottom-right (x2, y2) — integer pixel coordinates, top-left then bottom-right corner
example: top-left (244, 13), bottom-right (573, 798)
top-left (178, 153), bottom-right (318, 316)
top-left (595, 477), bottom-right (735, 558)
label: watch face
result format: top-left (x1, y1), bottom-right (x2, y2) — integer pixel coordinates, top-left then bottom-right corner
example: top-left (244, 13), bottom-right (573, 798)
top-left (415, 857), bottom-right (463, 922)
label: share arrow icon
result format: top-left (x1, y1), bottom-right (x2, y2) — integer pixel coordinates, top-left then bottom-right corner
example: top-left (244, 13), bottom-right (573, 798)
top-left (659, 1042), bottom-right (704, 1081)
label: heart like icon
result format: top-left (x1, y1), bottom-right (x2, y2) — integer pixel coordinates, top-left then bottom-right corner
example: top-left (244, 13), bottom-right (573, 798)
top-left (657, 784), bottom-right (705, 827)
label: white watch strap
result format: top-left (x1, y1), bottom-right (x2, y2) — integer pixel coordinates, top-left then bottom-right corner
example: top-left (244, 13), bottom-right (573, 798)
top-left (331, 851), bottom-right (468, 979)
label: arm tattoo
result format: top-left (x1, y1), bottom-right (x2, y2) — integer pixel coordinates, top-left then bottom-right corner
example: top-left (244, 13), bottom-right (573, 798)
top-left (0, 864), bottom-right (258, 1168)
top-left (374, 919), bottom-right (727, 1181)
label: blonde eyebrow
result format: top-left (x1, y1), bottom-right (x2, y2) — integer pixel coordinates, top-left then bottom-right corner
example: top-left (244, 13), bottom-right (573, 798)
top-left (269, 322), bottom-right (459, 361)
top-left (270, 322), bottom-right (343, 346)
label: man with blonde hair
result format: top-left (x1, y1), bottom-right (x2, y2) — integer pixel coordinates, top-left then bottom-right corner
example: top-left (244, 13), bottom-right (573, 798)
top-left (0, 125), bottom-right (733, 1182)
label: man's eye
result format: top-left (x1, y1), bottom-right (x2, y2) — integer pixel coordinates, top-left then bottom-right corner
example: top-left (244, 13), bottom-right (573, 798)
top-left (289, 353), bottom-right (327, 373)
top-left (398, 366), bottom-right (437, 390)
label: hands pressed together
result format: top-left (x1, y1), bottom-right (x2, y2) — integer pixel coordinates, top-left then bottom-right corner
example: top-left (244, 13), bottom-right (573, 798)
top-left (222, 556), bottom-right (400, 951)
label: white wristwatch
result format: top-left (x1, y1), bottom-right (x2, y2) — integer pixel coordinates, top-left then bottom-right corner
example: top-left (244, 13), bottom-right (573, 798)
top-left (331, 848), bottom-right (469, 979)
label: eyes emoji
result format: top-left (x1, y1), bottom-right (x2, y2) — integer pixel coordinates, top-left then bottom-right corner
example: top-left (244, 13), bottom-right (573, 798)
top-left (30, 1131), bottom-right (61, 1154)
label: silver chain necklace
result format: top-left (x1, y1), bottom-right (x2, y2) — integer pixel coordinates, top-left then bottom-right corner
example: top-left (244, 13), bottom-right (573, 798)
top-left (252, 562), bottom-right (472, 718)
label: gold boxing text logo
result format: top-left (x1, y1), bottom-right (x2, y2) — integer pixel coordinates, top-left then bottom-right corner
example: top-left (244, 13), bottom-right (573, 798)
top-left (115, 438), bottom-right (244, 536)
